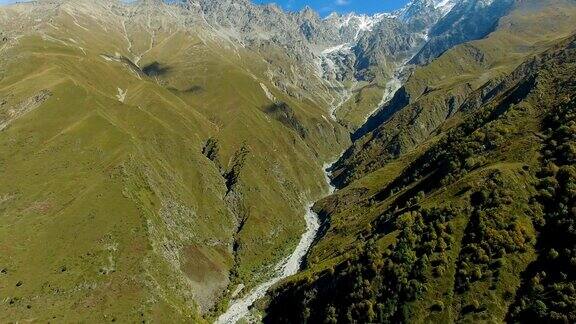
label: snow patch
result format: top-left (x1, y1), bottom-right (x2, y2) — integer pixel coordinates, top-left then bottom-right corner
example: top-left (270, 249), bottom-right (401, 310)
top-left (434, 0), bottom-right (458, 15)
top-left (321, 43), bottom-right (352, 55)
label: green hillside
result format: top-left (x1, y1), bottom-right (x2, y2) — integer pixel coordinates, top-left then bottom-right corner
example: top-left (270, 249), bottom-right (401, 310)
top-left (265, 30), bottom-right (576, 324)
top-left (332, 0), bottom-right (576, 187)
top-left (0, 1), bottom-right (349, 322)
top-left (1, 0), bottom-right (575, 323)
top-left (264, 1), bottom-right (576, 323)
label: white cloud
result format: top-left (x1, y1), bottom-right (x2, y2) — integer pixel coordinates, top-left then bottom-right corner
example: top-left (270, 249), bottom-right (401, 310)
top-left (335, 0), bottom-right (350, 5)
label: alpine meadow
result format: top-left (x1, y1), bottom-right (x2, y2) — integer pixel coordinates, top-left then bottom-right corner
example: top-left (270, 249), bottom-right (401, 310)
top-left (0, 0), bottom-right (575, 323)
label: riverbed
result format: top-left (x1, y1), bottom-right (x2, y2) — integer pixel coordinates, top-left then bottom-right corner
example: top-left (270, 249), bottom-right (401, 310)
top-left (215, 160), bottom-right (338, 324)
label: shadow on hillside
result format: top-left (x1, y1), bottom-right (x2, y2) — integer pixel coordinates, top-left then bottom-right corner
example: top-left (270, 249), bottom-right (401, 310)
top-left (142, 62), bottom-right (171, 77)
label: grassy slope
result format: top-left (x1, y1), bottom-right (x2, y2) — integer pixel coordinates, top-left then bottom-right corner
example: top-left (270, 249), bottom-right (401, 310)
top-left (0, 1), bottom-right (349, 322)
top-left (331, 0), bottom-right (576, 187)
top-left (334, 74), bottom-right (393, 131)
top-left (264, 2), bottom-right (576, 322)
top-left (266, 32), bottom-right (576, 323)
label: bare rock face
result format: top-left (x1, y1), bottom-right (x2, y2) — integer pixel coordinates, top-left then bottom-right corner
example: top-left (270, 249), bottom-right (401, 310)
top-left (2, 0), bottom-right (511, 122)
top-left (411, 0), bottom-right (515, 65)
top-left (0, 90), bottom-right (52, 131)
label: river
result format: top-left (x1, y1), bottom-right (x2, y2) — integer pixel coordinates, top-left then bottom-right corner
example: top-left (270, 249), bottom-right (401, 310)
top-left (215, 160), bottom-right (338, 324)
top-left (216, 59), bottom-right (410, 322)
top-left (216, 49), bottom-right (414, 323)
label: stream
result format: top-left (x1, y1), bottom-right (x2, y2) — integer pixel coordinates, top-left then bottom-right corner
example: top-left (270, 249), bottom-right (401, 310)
top-left (216, 60), bottom-right (409, 323)
top-left (216, 53), bottom-right (415, 323)
top-left (216, 59), bottom-right (410, 322)
top-left (215, 160), bottom-right (338, 324)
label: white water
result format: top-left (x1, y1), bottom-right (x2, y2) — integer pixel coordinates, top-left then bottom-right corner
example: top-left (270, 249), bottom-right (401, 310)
top-left (363, 65), bottom-right (406, 124)
top-left (215, 206), bottom-right (320, 324)
top-left (216, 161), bottom-right (340, 323)
top-left (363, 42), bottom-right (429, 124)
top-left (216, 57), bottom-right (408, 324)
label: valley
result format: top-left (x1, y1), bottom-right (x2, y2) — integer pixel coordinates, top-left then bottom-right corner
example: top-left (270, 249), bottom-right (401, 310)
top-left (265, 1), bottom-right (576, 323)
top-left (0, 0), bottom-right (575, 323)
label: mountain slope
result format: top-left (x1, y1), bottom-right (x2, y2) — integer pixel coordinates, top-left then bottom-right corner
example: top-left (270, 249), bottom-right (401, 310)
top-left (0, 0), bottom-right (352, 321)
top-left (265, 30), bottom-right (576, 324)
top-left (263, 0), bottom-right (576, 322)
top-left (1, 0), bottom-right (574, 322)
top-left (331, 0), bottom-right (576, 187)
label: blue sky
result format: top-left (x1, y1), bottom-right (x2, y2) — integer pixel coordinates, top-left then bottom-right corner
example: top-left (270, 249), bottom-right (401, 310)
top-left (252, 0), bottom-right (411, 15)
top-left (0, 0), bottom-right (29, 4)
top-left (0, 0), bottom-right (411, 15)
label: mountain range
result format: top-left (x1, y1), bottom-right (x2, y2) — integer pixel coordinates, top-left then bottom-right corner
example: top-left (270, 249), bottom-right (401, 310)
top-left (0, 0), bottom-right (575, 323)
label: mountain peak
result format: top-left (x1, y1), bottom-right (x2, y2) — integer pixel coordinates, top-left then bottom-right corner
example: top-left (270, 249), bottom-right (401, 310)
top-left (299, 5), bottom-right (320, 20)
top-left (396, 0), bottom-right (459, 22)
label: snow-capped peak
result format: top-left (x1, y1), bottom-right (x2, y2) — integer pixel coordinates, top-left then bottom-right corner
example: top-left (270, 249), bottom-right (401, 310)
top-left (325, 12), bottom-right (396, 40)
top-left (396, 0), bottom-right (459, 22)
top-left (336, 13), bottom-right (383, 30)
top-left (433, 0), bottom-right (458, 15)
